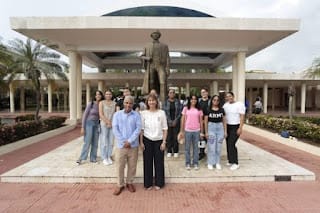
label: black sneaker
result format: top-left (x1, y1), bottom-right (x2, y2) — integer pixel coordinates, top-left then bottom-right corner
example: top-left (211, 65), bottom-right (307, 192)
top-left (199, 153), bottom-right (206, 160)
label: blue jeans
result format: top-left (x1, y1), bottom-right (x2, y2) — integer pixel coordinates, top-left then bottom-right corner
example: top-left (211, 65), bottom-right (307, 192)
top-left (100, 124), bottom-right (114, 160)
top-left (79, 120), bottom-right (99, 162)
top-left (185, 131), bottom-right (200, 166)
top-left (207, 122), bottom-right (224, 165)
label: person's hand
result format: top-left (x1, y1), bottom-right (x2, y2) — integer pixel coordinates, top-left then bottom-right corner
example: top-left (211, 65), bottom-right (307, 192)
top-left (140, 142), bottom-right (145, 151)
top-left (224, 131), bottom-right (227, 138)
top-left (160, 142), bottom-right (166, 151)
top-left (205, 133), bottom-right (209, 139)
top-left (124, 141), bottom-right (131, 149)
top-left (237, 128), bottom-right (242, 136)
top-left (80, 127), bottom-right (85, 135)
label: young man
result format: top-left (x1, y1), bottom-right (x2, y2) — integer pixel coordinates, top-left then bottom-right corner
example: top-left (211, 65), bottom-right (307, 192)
top-left (198, 88), bottom-right (210, 160)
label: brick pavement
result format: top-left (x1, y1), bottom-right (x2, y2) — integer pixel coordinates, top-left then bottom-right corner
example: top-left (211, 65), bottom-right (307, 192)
top-left (0, 129), bottom-right (320, 212)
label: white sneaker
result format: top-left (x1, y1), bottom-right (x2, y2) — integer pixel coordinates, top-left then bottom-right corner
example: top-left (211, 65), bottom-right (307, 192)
top-left (216, 164), bottom-right (222, 170)
top-left (173, 153), bottom-right (179, 158)
top-left (226, 162), bottom-right (231, 166)
top-left (207, 164), bottom-right (213, 170)
top-left (103, 159), bottom-right (110, 165)
top-left (186, 165), bottom-right (191, 170)
top-left (194, 165), bottom-right (199, 170)
top-left (167, 153), bottom-right (172, 158)
top-left (107, 158), bottom-right (113, 165)
top-left (230, 164), bottom-right (239, 171)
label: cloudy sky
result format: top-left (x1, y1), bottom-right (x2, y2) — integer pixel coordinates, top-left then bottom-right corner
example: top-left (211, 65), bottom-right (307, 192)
top-left (1, 0), bottom-right (319, 73)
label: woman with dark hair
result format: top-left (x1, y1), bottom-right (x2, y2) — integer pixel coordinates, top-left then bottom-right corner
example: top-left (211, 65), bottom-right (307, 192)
top-left (99, 90), bottom-right (116, 165)
top-left (140, 94), bottom-right (168, 190)
top-left (204, 95), bottom-right (227, 170)
top-left (223, 92), bottom-right (245, 171)
top-left (77, 90), bottom-right (104, 165)
top-left (179, 95), bottom-right (204, 170)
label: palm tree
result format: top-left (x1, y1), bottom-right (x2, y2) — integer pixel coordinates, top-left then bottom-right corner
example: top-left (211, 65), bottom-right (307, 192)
top-left (4, 38), bottom-right (68, 121)
top-left (304, 57), bottom-right (320, 79)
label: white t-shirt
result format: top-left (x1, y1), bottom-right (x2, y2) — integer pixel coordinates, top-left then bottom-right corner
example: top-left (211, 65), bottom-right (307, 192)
top-left (223, 102), bottom-right (246, 125)
top-left (141, 110), bottom-right (168, 141)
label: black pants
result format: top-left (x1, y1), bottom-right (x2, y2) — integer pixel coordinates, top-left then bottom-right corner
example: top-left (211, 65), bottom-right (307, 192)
top-left (226, 124), bottom-right (240, 164)
top-left (167, 126), bottom-right (179, 153)
top-left (143, 137), bottom-right (165, 188)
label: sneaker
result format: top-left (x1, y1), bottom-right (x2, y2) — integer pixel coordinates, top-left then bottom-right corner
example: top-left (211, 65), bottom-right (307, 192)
top-left (103, 159), bottom-right (110, 165)
top-left (230, 164), bottom-right (240, 171)
top-left (186, 165), bottom-right (191, 170)
top-left (90, 160), bottom-right (97, 163)
top-left (107, 158), bottom-right (113, 165)
top-left (76, 159), bottom-right (81, 165)
top-left (207, 164), bottom-right (214, 170)
top-left (167, 153), bottom-right (172, 158)
top-left (216, 163), bottom-right (222, 170)
top-left (173, 153), bottom-right (179, 158)
top-left (226, 162), bottom-right (231, 166)
top-left (194, 165), bottom-right (199, 170)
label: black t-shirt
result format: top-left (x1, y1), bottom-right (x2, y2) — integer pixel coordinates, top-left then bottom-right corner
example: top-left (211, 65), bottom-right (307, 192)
top-left (206, 108), bottom-right (225, 123)
top-left (169, 101), bottom-right (175, 120)
top-left (116, 98), bottom-right (124, 110)
top-left (199, 99), bottom-right (209, 115)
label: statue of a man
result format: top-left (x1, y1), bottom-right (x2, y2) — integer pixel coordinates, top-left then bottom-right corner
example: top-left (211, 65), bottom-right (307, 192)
top-left (141, 30), bottom-right (170, 103)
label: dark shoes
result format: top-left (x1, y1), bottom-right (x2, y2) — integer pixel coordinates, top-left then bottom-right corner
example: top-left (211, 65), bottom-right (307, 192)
top-left (126, 184), bottom-right (136, 193)
top-left (76, 159), bottom-right (81, 165)
top-left (199, 153), bottom-right (206, 161)
top-left (113, 186), bottom-right (125, 196)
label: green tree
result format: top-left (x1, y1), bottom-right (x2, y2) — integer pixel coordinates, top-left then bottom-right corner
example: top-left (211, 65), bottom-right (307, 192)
top-left (3, 38), bottom-right (68, 121)
top-left (304, 57), bottom-right (320, 78)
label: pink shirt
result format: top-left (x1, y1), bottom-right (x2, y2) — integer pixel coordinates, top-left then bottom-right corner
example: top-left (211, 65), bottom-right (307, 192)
top-left (182, 107), bottom-right (203, 131)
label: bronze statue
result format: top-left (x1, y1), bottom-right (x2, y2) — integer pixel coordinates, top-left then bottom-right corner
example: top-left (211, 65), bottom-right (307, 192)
top-left (141, 30), bottom-right (170, 103)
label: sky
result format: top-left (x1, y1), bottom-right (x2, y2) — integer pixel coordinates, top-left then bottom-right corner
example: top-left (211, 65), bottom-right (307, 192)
top-left (1, 0), bottom-right (319, 73)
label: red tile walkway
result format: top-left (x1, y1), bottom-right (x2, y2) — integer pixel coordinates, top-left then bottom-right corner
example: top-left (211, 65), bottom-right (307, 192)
top-left (0, 128), bottom-right (320, 212)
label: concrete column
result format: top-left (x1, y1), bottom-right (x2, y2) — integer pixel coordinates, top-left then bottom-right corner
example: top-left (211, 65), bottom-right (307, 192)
top-left (48, 81), bottom-right (52, 113)
top-left (232, 57), bottom-right (238, 97)
top-left (76, 54), bottom-right (82, 120)
top-left (185, 82), bottom-right (190, 97)
top-left (248, 88), bottom-right (253, 114)
top-left (213, 81), bottom-right (218, 95)
top-left (292, 86), bottom-right (296, 114)
top-left (63, 89), bottom-right (68, 111)
top-left (236, 52), bottom-right (246, 103)
top-left (98, 80), bottom-right (104, 92)
top-left (125, 82), bottom-right (129, 88)
top-left (301, 82), bottom-right (306, 114)
top-left (86, 81), bottom-right (91, 104)
top-left (68, 51), bottom-right (78, 121)
top-left (271, 88), bottom-right (275, 111)
top-left (20, 87), bottom-right (25, 111)
top-left (263, 82), bottom-right (268, 113)
top-left (9, 82), bottom-right (15, 113)
top-left (225, 82), bottom-right (230, 92)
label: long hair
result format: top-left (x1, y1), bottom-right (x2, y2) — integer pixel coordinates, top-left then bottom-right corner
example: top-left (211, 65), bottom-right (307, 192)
top-left (209, 95), bottom-right (222, 110)
top-left (145, 94), bottom-right (159, 110)
top-left (91, 90), bottom-right (104, 108)
top-left (186, 94), bottom-right (201, 110)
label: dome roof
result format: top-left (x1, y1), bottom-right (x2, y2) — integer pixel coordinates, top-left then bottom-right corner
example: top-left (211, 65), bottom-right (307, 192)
top-left (103, 6), bottom-right (214, 17)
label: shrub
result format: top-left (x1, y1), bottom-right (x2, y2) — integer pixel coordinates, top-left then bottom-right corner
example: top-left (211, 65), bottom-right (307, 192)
top-left (15, 114), bottom-right (38, 122)
top-left (0, 116), bottom-right (67, 146)
top-left (248, 115), bottom-right (320, 143)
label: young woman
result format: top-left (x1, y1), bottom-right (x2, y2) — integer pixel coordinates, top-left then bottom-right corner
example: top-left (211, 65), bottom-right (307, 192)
top-left (179, 95), bottom-right (204, 170)
top-left (99, 90), bottom-right (116, 165)
top-left (223, 92), bottom-right (245, 171)
top-left (140, 94), bottom-right (168, 190)
top-left (77, 90), bottom-right (104, 164)
top-left (204, 95), bottom-right (227, 170)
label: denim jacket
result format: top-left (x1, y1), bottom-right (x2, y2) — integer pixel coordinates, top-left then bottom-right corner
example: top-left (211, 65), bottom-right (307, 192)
top-left (163, 98), bottom-right (182, 126)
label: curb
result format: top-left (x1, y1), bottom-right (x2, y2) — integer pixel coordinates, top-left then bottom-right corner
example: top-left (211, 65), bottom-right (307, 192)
top-left (244, 124), bottom-right (320, 157)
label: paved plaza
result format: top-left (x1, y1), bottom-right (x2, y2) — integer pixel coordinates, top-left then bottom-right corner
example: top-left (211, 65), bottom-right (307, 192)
top-left (0, 122), bottom-right (320, 212)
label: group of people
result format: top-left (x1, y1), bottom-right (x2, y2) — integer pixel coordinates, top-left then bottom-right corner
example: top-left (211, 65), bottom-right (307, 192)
top-left (76, 87), bottom-right (245, 196)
